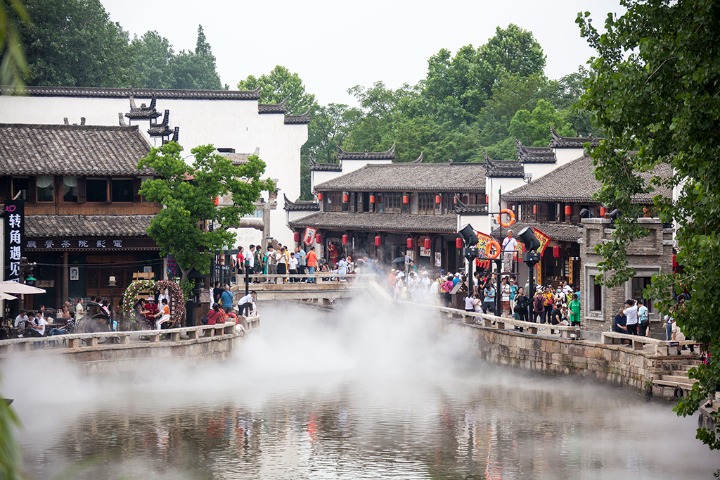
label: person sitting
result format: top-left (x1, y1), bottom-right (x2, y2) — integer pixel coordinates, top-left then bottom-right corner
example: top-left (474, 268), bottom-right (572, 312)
top-left (13, 309), bottom-right (29, 337)
top-left (25, 311), bottom-right (47, 337)
top-left (206, 304), bottom-right (226, 325)
top-left (144, 297), bottom-right (159, 326)
top-left (613, 306), bottom-right (628, 334)
top-left (49, 317), bottom-right (75, 336)
top-left (155, 298), bottom-right (172, 330)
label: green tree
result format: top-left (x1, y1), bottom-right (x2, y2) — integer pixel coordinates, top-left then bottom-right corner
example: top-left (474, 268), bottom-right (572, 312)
top-left (0, 0), bottom-right (29, 88)
top-left (578, 0), bottom-right (720, 449)
top-left (237, 65), bottom-right (316, 114)
top-left (169, 25), bottom-right (221, 90)
top-left (480, 23), bottom-right (546, 79)
top-left (128, 30), bottom-right (174, 89)
top-left (138, 142), bottom-right (274, 285)
top-left (20, 0), bottom-right (132, 86)
top-left (509, 99), bottom-right (575, 146)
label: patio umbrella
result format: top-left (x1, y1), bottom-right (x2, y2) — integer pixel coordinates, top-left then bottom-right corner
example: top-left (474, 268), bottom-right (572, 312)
top-left (0, 281), bottom-right (46, 295)
top-left (0, 292), bottom-right (18, 301)
top-left (391, 256), bottom-right (407, 264)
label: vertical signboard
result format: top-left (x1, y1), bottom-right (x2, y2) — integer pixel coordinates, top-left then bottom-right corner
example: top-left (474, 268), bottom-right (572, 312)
top-left (4, 200), bottom-right (24, 282)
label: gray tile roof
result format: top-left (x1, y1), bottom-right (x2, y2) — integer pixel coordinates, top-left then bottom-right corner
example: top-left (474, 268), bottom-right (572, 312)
top-left (289, 212), bottom-right (457, 233)
top-left (258, 100), bottom-right (287, 114)
top-left (485, 158), bottom-right (525, 178)
top-left (147, 110), bottom-right (172, 137)
top-left (490, 222), bottom-right (583, 242)
top-left (284, 113), bottom-right (311, 125)
top-left (1, 85), bottom-right (262, 100)
top-left (550, 129), bottom-right (600, 148)
top-left (309, 159), bottom-right (342, 172)
top-left (283, 194), bottom-right (320, 212)
top-left (315, 162), bottom-right (487, 193)
top-left (0, 123), bottom-right (153, 175)
top-left (337, 145), bottom-right (395, 160)
top-left (516, 140), bottom-right (557, 164)
top-left (502, 155), bottom-right (672, 203)
top-left (26, 215), bottom-right (154, 237)
top-left (125, 96), bottom-right (162, 120)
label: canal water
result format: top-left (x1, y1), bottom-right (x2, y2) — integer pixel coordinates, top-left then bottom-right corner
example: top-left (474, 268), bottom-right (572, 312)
top-left (3, 299), bottom-right (718, 479)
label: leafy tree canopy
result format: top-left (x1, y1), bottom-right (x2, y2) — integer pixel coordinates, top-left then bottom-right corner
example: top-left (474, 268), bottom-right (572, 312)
top-left (578, 0), bottom-right (720, 449)
top-left (137, 142), bottom-right (274, 284)
top-left (237, 65), bottom-right (316, 114)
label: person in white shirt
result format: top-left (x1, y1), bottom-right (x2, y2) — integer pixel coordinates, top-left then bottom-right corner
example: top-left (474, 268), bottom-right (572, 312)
top-left (624, 299), bottom-right (639, 335)
top-left (14, 310), bottom-right (29, 335)
top-left (75, 298), bottom-right (85, 321)
top-left (237, 291), bottom-right (257, 317)
top-left (26, 311), bottom-right (46, 337)
top-left (501, 230), bottom-right (518, 274)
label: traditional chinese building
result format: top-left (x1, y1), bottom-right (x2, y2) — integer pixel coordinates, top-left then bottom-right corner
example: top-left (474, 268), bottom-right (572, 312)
top-left (0, 123), bottom-right (160, 309)
top-left (495, 154), bottom-right (671, 285)
top-left (287, 153), bottom-right (487, 272)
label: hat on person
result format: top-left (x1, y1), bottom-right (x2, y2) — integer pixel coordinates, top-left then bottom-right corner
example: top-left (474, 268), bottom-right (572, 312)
top-left (147, 296), bottom-right (155, 302)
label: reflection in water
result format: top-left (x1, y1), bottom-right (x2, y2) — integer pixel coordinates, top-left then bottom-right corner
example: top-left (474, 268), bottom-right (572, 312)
top-left (2, 297), bottom-right (718, 479)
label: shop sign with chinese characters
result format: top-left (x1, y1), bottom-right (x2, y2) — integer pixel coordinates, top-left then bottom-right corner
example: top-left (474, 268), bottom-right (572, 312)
top-left (3, 200), bottom-right (24, 282)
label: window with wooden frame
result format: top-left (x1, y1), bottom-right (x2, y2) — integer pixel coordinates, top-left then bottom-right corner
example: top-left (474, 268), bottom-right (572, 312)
top-left (86, 178), bottom-right (108, 202)
top-left (382, 192), bottom-right (402, 213)
top-left (111, 179), bottom-right (134, 203)
top-left (36, 175), bottom-right (54, 202)
top-left (418, 193), bottom-right (435, 214)
top-left (62, 176), bottom-right (78, 202)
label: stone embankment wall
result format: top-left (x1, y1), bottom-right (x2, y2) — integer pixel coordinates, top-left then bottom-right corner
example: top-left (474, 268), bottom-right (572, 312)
top-left (61, 334), bottom-right (242, 375)
top-left (453, 321), bottom-right (680, 397)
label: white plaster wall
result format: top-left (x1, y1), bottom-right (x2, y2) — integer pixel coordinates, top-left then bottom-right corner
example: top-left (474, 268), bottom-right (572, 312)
top-left (312, 170), bottom-right (341, 191)
top-left (340, 158), bottom-right (392, 174)
top-left (554, 147), bottom-right (586, 165)
top-left (0, 95), bottom-right (307, 247)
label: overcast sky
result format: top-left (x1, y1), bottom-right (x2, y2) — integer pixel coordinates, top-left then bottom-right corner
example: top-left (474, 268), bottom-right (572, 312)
top-left (101, 0), bottom-right (622, 106)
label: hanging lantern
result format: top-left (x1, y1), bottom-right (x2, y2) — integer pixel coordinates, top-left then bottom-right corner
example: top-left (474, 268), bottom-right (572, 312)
top-left (343, 193), bottom-right (349, 203)
top-left (293, 231), bottom-right (300, 243)
top-left (317, 192), bottom-right (323, 201)
top-left (453, 196), bottom-right (457, 205)
top-left (403, 194), bottom-right (409, 204)
top-left (532, 204), bottom-right (538, 215)
top-left (455, 237), bottom-right (463, 250)
top-left (553, 245), bottom-right (561, 258)
top-left (564, 205), bottom-right (572, 216)
top-left (213, 196), bottom-right (219, 206)
top-left (643, 207), bottom-right (650, 217)
top-left (600, 206), bottom-right (606, 217)
top-left (424, 237), bottom-right (431, 250)
top-left (485, 194), bottom-right (489, 204)
top-left (316, 233), bottom-right (323, 244)
top-left (342, 234), bottom-right (348, 245)
top-left (406, 238), bottom-right (413, 249)
top-left (374, 235), bottom-right (381, 247)
top-left (370, 194), bottom-right (376, 204)
top-left (435, 195), bottom-right (442, 204)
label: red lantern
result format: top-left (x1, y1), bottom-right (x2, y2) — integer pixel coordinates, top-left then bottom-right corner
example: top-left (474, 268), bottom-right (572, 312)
top-left (370, 195), bottom-right (376, 204)
top-left (533, 204), bottom-right (538, 215)
top-left (342, 234), bottom-right (348, 245)
top-left (317, 192), bottom-right (323, 201)
top-left (293, 231), bottom-right (300, 243)
top-left (600, 206), bottom-right (607, 217)
top-left (403, 194), bottom-right (409, 204)
top-left (453, 196), bottom-right (457, 205)
top-left (374, 235), bottom-right (381, 247)
top-left (553, 245), bottom-right (561, 258)
top-left (564, 205), bottom-right (572, 216)
top-left (343, 193), bottom-right (349, 203)
top-left (485, 195), bottom-right (489, 204)
top-left (435, 195), bottom-right (441, 204)
top-left (406, 238), bottom-right (413, 249)
top-left (455, 237), bottom-right (463, 249)
top-left (424, 238), bottom-right (431, 250)
top-left (213, 196), bottom-right (219, 206)
top-left (316, 233), bottom-right (323, 244)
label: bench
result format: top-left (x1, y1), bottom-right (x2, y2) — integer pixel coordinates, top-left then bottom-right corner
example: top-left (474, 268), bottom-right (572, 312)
top-left (602, 331), bottom-right (665, 352)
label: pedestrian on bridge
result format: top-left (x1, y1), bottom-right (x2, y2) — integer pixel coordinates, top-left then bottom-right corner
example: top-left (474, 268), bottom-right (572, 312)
top-left (238, 291), bottom-right (257, 317)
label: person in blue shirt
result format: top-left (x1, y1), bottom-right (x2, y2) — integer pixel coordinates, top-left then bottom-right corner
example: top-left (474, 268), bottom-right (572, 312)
top-left (220, 284), bottom-right (234, 313)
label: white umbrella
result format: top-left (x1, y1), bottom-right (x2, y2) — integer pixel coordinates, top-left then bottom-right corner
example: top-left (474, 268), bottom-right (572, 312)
top-left (0, 292), bottom-right (18, 301)
top-left (0, 281), bottom-right (46, 295)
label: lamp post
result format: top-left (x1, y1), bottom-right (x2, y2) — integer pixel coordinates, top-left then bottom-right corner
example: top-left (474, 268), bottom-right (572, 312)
top-left (458, 224), bottom-right (479, 301)
top-left (516, 227), bottom-right (541, 309)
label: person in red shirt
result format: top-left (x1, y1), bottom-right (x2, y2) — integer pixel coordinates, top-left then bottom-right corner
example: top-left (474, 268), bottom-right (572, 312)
top-left (306, 246), bottom-right (318, 283)
top-left (144, 297), bottom-right (159, 326)
top-left (206, 303), bottom-right (226, 325)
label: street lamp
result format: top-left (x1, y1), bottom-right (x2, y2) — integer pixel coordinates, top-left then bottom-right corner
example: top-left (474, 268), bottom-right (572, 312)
top-left (458, 224), bottom-right (479, 299)
top-left (108, 276), bottom-right (117, 330)
top-left (516, 227), bottom-right (541, 298)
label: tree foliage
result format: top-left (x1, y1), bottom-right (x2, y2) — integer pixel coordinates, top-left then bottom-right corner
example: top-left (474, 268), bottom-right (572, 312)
top-left (0, 0), bottom-right (29, 88)
top-left (137, 142), bottom-right (274, 284)
top-left (168, 25), bottom-right (221, 90)
top-left (578, 0), bottom-right (720, 449)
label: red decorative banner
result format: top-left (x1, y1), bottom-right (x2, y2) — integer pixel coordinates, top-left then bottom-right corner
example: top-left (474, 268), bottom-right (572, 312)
top-left (303, 227), bottom-right (317, 246)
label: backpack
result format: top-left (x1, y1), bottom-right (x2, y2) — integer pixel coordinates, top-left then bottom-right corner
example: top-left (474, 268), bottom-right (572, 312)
top-left (533, 295), bottom-right (544, 312)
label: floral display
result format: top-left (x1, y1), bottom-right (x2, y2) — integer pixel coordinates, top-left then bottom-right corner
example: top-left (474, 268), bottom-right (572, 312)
top-left (122, 279), bottom-right (186, 325)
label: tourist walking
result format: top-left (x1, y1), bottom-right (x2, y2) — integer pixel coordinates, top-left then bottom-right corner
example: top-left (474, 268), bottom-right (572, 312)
top-left (306, 246), bottom-right (318, 283)
top-left (568, 293), bottom-right (581, 327)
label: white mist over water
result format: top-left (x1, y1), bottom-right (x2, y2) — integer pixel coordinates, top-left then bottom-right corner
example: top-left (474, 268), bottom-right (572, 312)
top-left (1, 292), bottom-right (719, 480)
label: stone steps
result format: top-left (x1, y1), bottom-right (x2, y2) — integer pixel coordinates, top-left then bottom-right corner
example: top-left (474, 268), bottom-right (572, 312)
top-left (653, 379), bottom-right (695, 390)
top-left (659, 375), bottom-right (697, 384)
